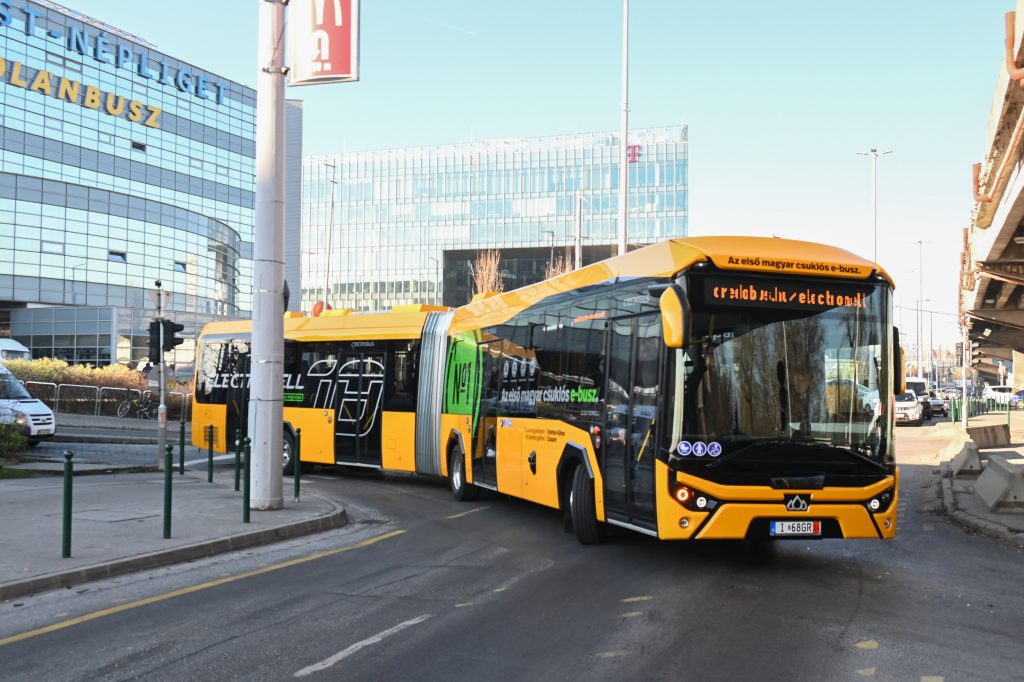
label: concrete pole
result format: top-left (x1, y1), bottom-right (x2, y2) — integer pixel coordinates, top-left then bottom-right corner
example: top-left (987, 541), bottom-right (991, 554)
top-left (616, 0), bottom-right (629, 256)
top-left (575, 189), bottom-right (584, 269)
top-left (916, 241), bottom-right (923, 379)
top-left (962, 323), bottom-right (969, 428)
top-left (250, 0), bottom-right (286, 510)
top-left (324, 163), bottom-right (336, 308)
top-left (156, 284), bottom-right (166, 467)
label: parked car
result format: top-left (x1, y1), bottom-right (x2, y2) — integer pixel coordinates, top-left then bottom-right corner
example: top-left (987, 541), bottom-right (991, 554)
top-left (928, 390), bottom-right (948, 417)
top-left (894, 390), bottom-right (923, 426)
top-left (0, 364), bottom-right (56, 446)
top-left (904, 378), bottom-right (932, 419)
top-left (982, 385), bottom-right (1021, 406)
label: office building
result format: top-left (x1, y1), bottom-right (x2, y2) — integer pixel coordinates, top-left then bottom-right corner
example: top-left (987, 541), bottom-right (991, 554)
top-left (301, 126), bottom-right (688, 310)
top-left (0, 0), bottom-right (262, 370)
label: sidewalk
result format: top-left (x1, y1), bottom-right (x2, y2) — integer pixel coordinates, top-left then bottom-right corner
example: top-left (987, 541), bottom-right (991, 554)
top-left (934, 411), bottom-right (1024, 548)
top-left (0, 465), bottom-right (346, 601)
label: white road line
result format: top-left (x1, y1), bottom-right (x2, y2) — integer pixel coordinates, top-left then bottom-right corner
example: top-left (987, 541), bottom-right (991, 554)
top-left (294, 614), bottom-right (432, 677)
top-left (183, 455), bottom-right (234, 466)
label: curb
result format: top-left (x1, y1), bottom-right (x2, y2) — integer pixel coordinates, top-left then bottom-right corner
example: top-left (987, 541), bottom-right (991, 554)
top-left (938, 469), bottom-right (1024, 549)
top-left (51, 434), bottom-right (159, 445)
top-left (0, 499), bottom-right (348, 601)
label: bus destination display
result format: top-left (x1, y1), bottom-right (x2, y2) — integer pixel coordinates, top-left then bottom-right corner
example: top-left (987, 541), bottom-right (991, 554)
top-left (702, 275), bottom-right (874, 312)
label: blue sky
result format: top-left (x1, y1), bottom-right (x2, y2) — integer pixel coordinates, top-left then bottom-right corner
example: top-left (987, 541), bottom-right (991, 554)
top-left (66, 0), bottom-right (1010, 345)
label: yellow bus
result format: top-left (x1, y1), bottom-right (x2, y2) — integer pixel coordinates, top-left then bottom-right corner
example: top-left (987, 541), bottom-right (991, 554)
top-left (193, 236), bottom-right (901, 543)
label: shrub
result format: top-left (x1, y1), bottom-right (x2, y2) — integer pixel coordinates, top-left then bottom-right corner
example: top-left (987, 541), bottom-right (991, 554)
top-left (0, 423), bottom-right (28, 459)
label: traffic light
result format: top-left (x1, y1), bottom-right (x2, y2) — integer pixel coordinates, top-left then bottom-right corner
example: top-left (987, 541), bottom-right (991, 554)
top-left (162, 318), bottom-right (185, 353)
top-left (955, 341), bottom-right (964, 358)
top-left (970, 341), bottom-right (982, 366)
top-left (148, 320), bottom-right (162, 363)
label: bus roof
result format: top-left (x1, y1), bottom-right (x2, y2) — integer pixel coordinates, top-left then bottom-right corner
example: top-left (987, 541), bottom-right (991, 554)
top-left (451, 236), bottom-right (892, 333)
top-left (199, 306), bottom-right (447, 342)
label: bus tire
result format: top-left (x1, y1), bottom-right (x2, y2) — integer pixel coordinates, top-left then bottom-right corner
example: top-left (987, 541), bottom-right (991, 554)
top-left (282, 430), bottom-right (297, 476)
top-left (449, 447), bottom-right (479, 502)
top-left (570, 464), bottom-right (605, 545)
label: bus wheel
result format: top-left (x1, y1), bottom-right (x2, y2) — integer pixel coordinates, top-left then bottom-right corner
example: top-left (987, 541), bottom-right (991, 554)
top-left (570, 464), bottom-right (605, 545)
top-left (449, 447), bottom-right (479, 502)
top-left (282, 430), bottom-right (296, 476)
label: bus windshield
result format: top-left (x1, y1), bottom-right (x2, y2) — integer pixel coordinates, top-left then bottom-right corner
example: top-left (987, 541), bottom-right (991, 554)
top-left (675, 273), bottom-right (892, 475)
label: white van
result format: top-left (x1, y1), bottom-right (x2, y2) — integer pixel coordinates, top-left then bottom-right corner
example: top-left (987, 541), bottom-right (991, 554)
top-left (0, 338), bottom-right (31, 361)
top-left (0, 364), bottom-right (56, 447)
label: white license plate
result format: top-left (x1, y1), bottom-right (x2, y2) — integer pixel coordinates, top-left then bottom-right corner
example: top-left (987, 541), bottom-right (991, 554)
top-left (37, 428), bottom-right (52, 435)
top-left (770, 520), bottom-right (821, 536)
top-left (896, 414), bottom-right (908, 421)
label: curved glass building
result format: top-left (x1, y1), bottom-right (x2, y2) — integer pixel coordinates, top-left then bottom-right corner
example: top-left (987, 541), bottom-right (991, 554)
top-left (0, 0), bottom-right (257, 368)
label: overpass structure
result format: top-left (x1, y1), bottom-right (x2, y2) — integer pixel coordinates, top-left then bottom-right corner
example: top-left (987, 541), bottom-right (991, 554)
top-left (966, 4), bottom-right (1024, 385)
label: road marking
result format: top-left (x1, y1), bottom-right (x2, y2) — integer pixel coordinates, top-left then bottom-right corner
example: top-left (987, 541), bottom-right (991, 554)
top-left (621, 595), bottom-right (653, 603)
top-left (855, 640), bottom-right (879, 650)
top-left (594, 650), bottom-right (627, 659)
top-left (447, 507), bottom-right (486, 520)
top-left (856, 668), bottom-right (876, 676)
top-left (620, 611), bottom-right (643, 618)
top-left (454, 602), bottom-right (474, 608)
top-left (921, 677), bottom-right (944, 682)
top-left (0, 529), bottom-right (406, 648)
top-left (184, 455), bottom-right (233, 467)
top-left (294, 614), bottom-right (432, 677)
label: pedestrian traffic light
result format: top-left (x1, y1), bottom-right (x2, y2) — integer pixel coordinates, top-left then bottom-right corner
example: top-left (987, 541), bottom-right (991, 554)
top-left (161, 318), bottom-right (185, 353)
top-left (970, 341), bottom-right (982, 366)
top-left (148, 320), bottom-right (162, 363)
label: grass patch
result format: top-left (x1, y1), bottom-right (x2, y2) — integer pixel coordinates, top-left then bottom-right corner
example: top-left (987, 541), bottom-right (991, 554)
top-left (0, 466), bottom-right (34, 479)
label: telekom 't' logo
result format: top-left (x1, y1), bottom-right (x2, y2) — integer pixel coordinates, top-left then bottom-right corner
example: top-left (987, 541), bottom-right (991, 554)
top-left (627, 145), bottom-right (642, 163)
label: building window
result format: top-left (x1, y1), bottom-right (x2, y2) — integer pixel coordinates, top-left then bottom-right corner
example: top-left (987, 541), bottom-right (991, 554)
top-left (98, 132), bottom-right (114, 145)
top-left (174, 261), bottom-right (187, 273)
top-left (108, 251), bottom-right (127, 263)
top-left (131, 141), bottom-right (147, 152)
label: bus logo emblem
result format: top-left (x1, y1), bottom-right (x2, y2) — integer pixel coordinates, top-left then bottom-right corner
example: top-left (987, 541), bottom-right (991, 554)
top-left (785, 495), bottom-right (810, 512)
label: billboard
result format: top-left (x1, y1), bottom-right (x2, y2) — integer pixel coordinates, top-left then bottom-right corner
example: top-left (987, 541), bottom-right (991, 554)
top-left (288, 0), bottom-right (360, 86)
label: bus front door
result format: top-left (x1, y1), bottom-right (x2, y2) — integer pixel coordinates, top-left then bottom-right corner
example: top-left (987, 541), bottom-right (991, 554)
top-left (333, 351), bottom-right (386, 468)
top-left (224, 341), bottom-right (250, 450)
top-left (602, 315), bottom-right (659, 532)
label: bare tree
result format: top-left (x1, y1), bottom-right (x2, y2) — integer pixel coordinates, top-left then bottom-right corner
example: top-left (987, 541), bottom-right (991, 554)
top-left (543, 255), bottom-right (572, 280)
top-left (471, 249), bottom-right (504, 300)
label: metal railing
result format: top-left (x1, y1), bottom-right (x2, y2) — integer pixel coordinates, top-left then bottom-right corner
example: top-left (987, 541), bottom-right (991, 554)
top-left (21, 380), bottom-right (193, 421)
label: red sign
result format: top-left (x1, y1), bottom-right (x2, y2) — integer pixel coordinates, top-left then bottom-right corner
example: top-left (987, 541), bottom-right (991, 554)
top-left (627, 145), bottom-right (642, 163)
top-left (288, 0), bottom-right (360, 86)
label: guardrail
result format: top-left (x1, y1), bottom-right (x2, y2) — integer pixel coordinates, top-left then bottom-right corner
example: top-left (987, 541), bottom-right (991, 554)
top-left (55, 383), bottom-right (99, 415)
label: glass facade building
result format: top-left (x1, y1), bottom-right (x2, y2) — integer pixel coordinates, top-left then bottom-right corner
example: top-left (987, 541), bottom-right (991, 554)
top-left (0, 0), bottom-right (257, 368)
top-left (302, 126), bottom-right (688, 310)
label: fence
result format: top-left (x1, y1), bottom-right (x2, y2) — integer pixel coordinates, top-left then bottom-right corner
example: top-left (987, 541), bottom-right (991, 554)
top-left (949, 397), bottom-right (1021, 422)
top-left (23, 381), bottom-right (192, 421)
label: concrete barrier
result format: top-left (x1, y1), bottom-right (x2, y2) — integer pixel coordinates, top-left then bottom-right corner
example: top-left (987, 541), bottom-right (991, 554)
top-left (974, 454), bottom-right (1024, 512)
top-left (966, 424), bottom-right (1011, 449)
top-left (951, 442), bottom-right (983, 477)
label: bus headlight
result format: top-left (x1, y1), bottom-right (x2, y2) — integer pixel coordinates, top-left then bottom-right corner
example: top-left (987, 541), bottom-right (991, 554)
top-left (669, 478), bottom-right (718, 512)
top-left (866, 488), bottom-right (894, 513)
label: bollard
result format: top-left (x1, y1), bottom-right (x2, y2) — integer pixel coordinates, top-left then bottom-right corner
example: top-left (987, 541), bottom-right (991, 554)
top-left (234, 428), bottom-right (241, 492)
top-left (163, 444), bottom-right (173, 539)
top-left (1009, 398), bottom-right (1012, 428)
top-left (294, 428), bottom-right (301, 502)
top-left (62, 450), bottom-right (73, 558)
top-left (207, 424), bottom-right (214, 483)
top-left (179, 419), bottom-right (186, 475)
top-left (243, 436), bottom-right (251, 523)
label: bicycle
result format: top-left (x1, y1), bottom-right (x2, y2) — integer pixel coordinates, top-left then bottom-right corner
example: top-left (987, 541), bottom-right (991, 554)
top-left (116, 391), bottom-right (159, 419)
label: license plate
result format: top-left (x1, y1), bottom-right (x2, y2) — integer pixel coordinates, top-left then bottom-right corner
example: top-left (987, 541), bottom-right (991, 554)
top-left (896, 414), bottom-right (908, 421)
top-left (770, 520), bottom-right (821, 536)
top-left (37, 428), bottom-right (52, 435)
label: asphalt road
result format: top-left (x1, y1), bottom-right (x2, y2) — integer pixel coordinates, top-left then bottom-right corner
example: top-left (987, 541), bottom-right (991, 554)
top-left (1, 421), bottom-right (1022, 681)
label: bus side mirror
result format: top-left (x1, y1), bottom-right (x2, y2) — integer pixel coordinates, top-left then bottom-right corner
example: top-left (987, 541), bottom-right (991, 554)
top-left (659, 285), bottom-right (691, 349)
top-left (893, 326), bottom-right (905, 394)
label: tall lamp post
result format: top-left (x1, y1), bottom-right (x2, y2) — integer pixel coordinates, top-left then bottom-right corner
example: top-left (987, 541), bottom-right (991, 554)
top-left (323, 162), bottom-right (337, 309)
top-left (427, 256), bottom-right (439, 306)
top-left (857, 148), bottom-right (892, 263)
top-left (617, 0), bottom-right (629, 256)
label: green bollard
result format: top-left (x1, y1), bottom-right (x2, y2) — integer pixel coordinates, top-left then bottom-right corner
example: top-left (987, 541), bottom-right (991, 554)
top-left (234, 428), bottom-right (241, 492)
top-left (62, 450), bottom-right (73, 558)
top-left (163, 444), bottom-right (173, 539)
top-left (294, 428), bottom-right (301, 502)
top-left (179, 419), bottom-right (186, 475)
top-left (207, 424), bottom-right (214, 483)
top-left (1008, 398), bottom-right (1012, 428)
top-left (243, 436), bottom-right (251, 524)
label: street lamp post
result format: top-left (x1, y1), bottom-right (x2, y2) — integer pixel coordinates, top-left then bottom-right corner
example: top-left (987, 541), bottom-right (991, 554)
top-left (427, 256), bottom-right (439, 306)
top-left (857, 148), bottom-right (892, 263)
top-left (323, 163), bottom-right (337, 309)
top-left (617, 0), bottom-right (629, 256)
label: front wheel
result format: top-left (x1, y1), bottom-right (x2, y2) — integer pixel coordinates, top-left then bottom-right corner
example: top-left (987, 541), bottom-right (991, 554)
top-left (116, 400), bottom-right (132, 418)
top-left (570, 464), bottom-right (605, 545)
top-left (448, 447), bottom-right (479, 501)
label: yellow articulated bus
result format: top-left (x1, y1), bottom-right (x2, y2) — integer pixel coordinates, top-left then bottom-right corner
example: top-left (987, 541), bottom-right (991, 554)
top-left (194, 236), bottom-right (902, 544)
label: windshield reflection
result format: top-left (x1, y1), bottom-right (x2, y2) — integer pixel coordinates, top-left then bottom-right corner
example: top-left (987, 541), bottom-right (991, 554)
top-left (0, 372), bottom-right (31, 400)
top-left (680, 281), bottom-right (891, 463)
